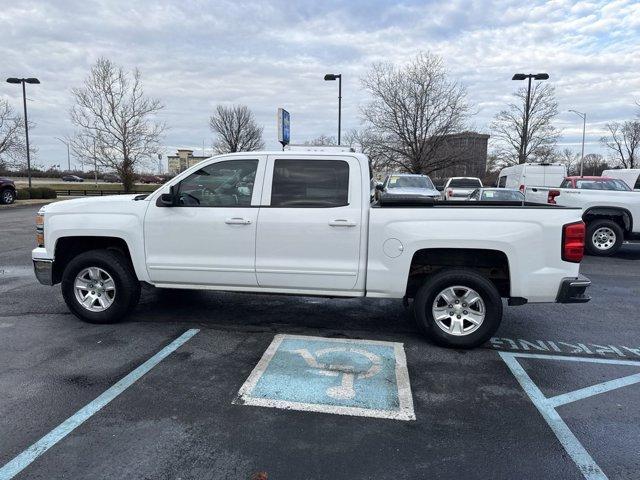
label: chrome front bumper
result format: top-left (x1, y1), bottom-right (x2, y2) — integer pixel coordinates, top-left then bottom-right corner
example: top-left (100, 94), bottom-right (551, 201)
top-left (33, 259), bottom-right (54, 286)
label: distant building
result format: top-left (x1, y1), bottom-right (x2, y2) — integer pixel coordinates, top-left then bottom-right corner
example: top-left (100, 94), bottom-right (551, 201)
top-left (432, 131), bottom-right (490, 182)
top-left (167, 149), bottom-right (209, 175)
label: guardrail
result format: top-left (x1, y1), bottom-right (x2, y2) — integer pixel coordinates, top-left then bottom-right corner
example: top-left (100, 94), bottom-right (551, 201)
top-left (55, 189), bottom-right (152, 196)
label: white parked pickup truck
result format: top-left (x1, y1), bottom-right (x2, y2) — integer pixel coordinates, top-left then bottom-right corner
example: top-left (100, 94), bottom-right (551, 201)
top-left (524, 176), bottom-right (640, 256)
top-left (32, 151), bottom-right (591, 348)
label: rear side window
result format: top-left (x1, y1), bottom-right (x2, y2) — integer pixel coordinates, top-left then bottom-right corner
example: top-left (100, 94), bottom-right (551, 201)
top-left (449, 178), bottom-right (482, 188)
top-left (497, 176), bottom-right (506, 188)
top-left (635, 175), bottom-right (640, 190)
top-left (271, 159), bottom-right (349, 207)
top-left (560, 179), bottom-right (572, 188)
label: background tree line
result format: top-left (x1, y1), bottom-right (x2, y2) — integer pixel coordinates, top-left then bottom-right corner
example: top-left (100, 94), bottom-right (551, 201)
top-left (2, 53), bottom-right (639, 191)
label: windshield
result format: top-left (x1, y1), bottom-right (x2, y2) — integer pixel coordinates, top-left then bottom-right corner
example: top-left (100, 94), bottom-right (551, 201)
top-left (575, 179), bottom-right (631, 191)
top-left (388, 176), bottom-right (434, 189)
top-left (481, 190), bottom-right (524, 201)
top-left (449, 178), bottom-right (482, 188)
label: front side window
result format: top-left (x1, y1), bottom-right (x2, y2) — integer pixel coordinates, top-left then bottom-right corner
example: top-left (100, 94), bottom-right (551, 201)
top-left (175, 159), bottom-right (258, 207)
top-left (497, 176), bottom-right (507, 188)
top-left (271, 159), bottom-right (349, 207)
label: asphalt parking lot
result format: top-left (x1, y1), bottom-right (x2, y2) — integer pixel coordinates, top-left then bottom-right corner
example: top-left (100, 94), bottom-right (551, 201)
top-left (1, 204), bottom-right (639, 479)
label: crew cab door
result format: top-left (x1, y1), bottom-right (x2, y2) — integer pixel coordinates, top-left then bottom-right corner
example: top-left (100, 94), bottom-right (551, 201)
top-left (255, 156), bottom-right (362, 291)
top-left (144, 156), bottom-right (265, 286)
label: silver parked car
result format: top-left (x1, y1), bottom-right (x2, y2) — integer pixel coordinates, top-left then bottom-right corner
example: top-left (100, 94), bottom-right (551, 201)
top-left (467, 188), bottom-right (525, 202)
top-left (377, 173), bottom-right (441, 200)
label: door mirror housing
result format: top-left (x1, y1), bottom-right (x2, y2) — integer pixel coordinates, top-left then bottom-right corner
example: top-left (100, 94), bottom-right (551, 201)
top-left (375, 183), bottom-right (384, 191)
top-left (156, 186), bottom-right (176, 207)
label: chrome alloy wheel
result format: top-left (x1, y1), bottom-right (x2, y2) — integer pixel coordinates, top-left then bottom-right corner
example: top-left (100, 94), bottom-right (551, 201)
top-left (2, 190), bottom-right (14, 204)
top-left (592, 227), bottom-right (616, 251)
top-left (73, 267), bottom-right (116, 312)
top-left (432, 286), bottom-right (486, 336)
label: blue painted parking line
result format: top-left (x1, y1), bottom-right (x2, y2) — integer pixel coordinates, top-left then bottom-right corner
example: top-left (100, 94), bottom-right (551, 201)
top-left (234, 334), bottom-right (415, 420)
top-left (500, 351), bottom-right (640, 480)
top-left (0, 329), bottom-right (200, 480)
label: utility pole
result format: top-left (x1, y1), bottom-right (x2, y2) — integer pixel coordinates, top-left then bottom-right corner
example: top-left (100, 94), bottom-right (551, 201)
top-left (512, 73), bottom-right (549, 163)
top-left (6, 77), bottom-right (40, 187)
top-left (569, 110), bottom-right (587, 177)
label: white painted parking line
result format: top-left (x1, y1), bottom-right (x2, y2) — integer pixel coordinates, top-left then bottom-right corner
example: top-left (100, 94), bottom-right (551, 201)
top-left (234, 334), bottom-right (415, 421)
top-left (500, 351), bottom-right (640, 480)
top-left (0, 328), bottom-right (200, 480)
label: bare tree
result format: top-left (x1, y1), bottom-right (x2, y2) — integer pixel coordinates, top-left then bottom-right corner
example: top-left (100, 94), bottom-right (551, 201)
top-left (69, 58), bottom-right (165, 192)
top-left (209, 105), bottom-right (264, 154)
top-left (600, 121), bottom-right (640, 168)
top-left (491, 83), bottom-right (560, 165)
top-left (304, 134), bottom-right (336, 146)
top-left (360, 52), bottom-right (471, 175)
top-left (558, 148), bottom-right (581, 176)
top-left (581, 153), bottom-right (610, 176)
top-left (0, 99), bottom-right (27, 169)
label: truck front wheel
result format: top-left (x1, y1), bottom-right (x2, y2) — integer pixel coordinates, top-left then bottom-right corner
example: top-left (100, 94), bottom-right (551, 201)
top-left (61, 249), bottom-right (140, 324)
top-left (413, 270), bottom-right (502, 349)
top-left (585, 219), bottom-right (623, 256)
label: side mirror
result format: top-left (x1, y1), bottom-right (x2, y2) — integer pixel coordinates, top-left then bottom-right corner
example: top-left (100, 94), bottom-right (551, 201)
top-left (156, 186), bottom-right (176, 207)
top-left (375, 183), bottom-right (384, 191)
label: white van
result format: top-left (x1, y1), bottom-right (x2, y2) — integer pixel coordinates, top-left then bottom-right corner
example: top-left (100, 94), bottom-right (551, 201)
top-left (601, 169), bottom-right (640, 191)
top-left (497, 163), bottom-right (567, 191)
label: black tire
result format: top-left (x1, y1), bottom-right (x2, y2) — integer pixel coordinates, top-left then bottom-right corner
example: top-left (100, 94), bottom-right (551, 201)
top-left (413, 269), bottom-right (502, 349)
top-left (1, 188), bottom-right (16, 205)
top-left (585, 219), bottom-right (623, 256)
top-left (61, 249), bottom-right (140, 324)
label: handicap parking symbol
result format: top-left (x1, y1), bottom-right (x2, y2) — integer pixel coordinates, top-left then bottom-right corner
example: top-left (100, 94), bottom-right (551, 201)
top-left (234, 334), bottom-right (415, 421)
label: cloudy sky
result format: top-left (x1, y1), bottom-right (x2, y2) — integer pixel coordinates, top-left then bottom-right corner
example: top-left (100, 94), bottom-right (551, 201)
top-left (1, 0), bottom-right (639, 170)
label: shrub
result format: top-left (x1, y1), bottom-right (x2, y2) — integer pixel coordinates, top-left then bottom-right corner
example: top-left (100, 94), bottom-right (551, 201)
top-left (16, 189), bottom-right (30, 200)
top-left (15, 187), bottom-right (57, 201)
top-left (40, 187), bottom-right (57, 199)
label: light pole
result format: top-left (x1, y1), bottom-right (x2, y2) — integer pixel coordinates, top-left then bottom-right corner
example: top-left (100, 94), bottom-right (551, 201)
top-left (324, 73), bottom-right (342, 145)
top-left (569, 110), bottom-right (586, 177)
top-left (55, 137), bottom-right (71, 171)
top-left (6, 77), bottom-right (40, 187)
top-left (512, 73), bottom-right (549, 163)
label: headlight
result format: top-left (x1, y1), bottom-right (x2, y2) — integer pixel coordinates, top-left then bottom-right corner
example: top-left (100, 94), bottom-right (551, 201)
top-left (35, 212), bottom-right (44, 247)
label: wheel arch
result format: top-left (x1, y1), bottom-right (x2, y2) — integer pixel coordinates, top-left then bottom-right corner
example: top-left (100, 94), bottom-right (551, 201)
top-left (405, 248), bottom-right (511, 299)
top-left (52, 236), bottom-right (137, 285)
top-left (583, 206), bottom-right (632, 233)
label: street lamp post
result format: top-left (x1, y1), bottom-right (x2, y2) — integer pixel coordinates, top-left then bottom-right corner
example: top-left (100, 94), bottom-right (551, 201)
top-left (6, 77), bottom-right (40, 188)
top-left (569, 110), bottom-right (587, 177)
top-left (512, 73), bottom-right (549, 163)
top-left (324, 73), bottom-right (342, 145)
top-left (55, 136), bottom-right (71, 171)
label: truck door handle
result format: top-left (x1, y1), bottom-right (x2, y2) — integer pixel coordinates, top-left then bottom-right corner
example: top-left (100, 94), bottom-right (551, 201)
top-left (329, 219), bottom-right (357, 227)
top-left (225, 217), bottom-right (252, 225)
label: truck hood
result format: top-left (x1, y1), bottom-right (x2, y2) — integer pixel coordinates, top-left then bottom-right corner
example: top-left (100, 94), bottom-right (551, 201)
top-left (40, 194), bottom-right (145, 214)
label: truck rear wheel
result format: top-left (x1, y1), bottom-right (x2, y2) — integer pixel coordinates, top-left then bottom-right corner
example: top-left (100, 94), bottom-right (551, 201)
top-left (61, 249), bottom-right (140, 324)
top-left (413, 269), bottom-right (502, 348)
top-left (585, 219), bottom-right (623, 256)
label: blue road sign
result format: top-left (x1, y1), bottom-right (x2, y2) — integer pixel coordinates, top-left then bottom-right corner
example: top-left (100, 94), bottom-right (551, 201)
top-left (234, 334), bottom-right (415, 420)
top-left (277, 108), bottom-right (290, 146)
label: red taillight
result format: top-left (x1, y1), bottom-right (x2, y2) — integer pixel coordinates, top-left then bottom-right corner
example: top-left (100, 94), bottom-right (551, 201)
top-left (447, 188), bottom-right (453, 197)
top-left (548, 189), bottom-right (561, 204)
top-left (562, 221), bottom-right (585, 263)
top-left (519, 184), bottom-right (525, 193)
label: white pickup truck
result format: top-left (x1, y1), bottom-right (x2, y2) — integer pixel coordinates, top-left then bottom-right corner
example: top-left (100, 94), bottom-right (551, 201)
top-left (32, 151), bottom-right (591, 348)
top-left (524, 176), bottom-right (640, 256)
